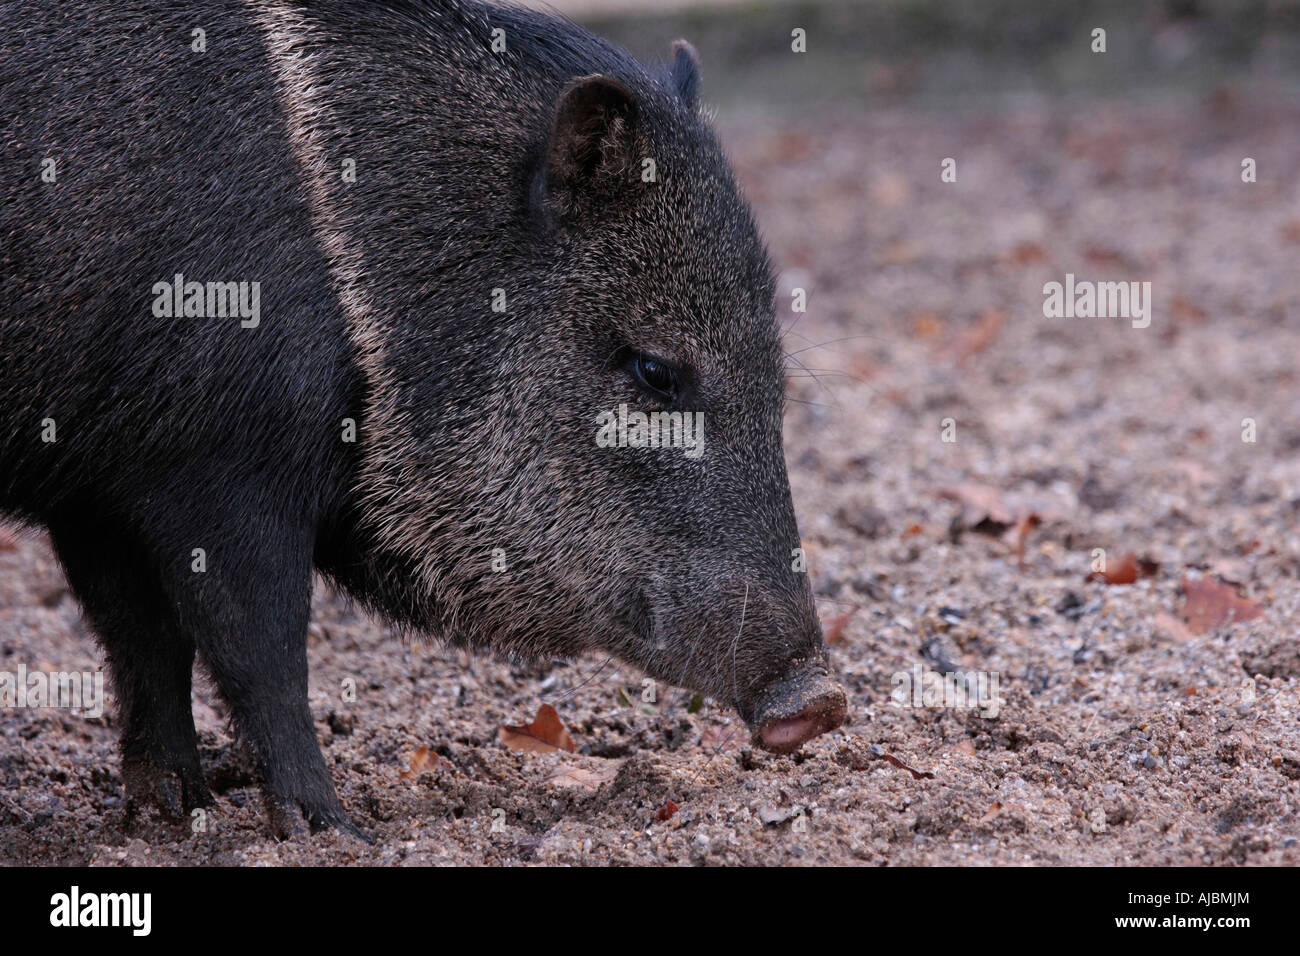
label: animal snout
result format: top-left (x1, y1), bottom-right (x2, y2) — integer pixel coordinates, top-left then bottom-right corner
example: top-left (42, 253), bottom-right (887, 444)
top-left (749, 665), bottom-right (848, 754)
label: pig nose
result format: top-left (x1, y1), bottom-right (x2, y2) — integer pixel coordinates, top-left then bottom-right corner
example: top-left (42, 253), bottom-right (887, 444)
top-left (750, 666), bottom-right (848, 754)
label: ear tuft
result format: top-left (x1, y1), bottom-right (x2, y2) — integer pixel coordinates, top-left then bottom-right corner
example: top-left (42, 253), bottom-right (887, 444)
top-left (670, 40), bottom-right (701, 108)
top-left (540, 74), bottom-right (644, 223)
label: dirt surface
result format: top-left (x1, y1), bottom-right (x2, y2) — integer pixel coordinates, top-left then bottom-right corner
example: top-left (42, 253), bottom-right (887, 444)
top-left (4, 49), bottom-right (1300, 866)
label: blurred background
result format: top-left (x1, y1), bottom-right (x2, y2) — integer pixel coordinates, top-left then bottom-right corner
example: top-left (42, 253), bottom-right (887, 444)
top-left (531, 0), bottom-right (1300, 110)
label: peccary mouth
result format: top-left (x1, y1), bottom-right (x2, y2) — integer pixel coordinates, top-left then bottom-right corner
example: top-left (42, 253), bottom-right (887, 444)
top-left (746, 666), bottom-right (848, 755)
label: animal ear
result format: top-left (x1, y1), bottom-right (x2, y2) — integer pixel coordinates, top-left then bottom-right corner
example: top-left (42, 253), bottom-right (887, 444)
top-left (541, 74), bottom-right (645, 222)
top-left (670, 40), bottom-right (700, 108)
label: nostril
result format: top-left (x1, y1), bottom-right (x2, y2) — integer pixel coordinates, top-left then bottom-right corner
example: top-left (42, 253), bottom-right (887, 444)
top-left (755, 686), bottom-right (847, 754)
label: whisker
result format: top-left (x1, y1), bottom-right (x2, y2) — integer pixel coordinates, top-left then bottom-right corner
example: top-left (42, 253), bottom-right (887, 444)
top-left (814, 596), bottom-right (878, 611)
top-left (783, 352), bottom-right (841, 409)
top-left (785, 332), bottom-right (887, 358)
top-left (675, 619), bottom-right (711, 691)
top-left (546, 655), bottom-right (614, 705)
top-left (729, 582), bottom-right (750, 709)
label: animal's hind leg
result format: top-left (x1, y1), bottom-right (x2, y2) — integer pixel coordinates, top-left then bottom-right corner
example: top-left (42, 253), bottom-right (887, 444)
top-left (48, 512), bottom-right (212, 822)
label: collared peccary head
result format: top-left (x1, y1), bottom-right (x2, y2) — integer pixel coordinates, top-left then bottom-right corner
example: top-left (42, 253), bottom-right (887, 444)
top-left (327, 16), bottom-right (847, 753)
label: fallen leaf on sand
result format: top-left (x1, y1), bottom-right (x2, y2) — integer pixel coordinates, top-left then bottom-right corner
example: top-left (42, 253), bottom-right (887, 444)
top-left (499, 703), bottom-right (576, 754)
top-left (937, 484), bottom-right (1058, 570)
top-left (1006, 241), bottom-right (1048, 266)
top-left (823, 610), bottom-right (854, 645)
top-left (1180, 578), bottom-right (1264, 634)
top-left (954, 310), bottom-right (1006, 365)
top-left (1013, 513), bottom-right (1042, 571)
top-left (758, 805), bottom-right (799, 826)
top-left (909, 311), bottom-right (944, 340)
top-left (545, 759), bottom-right (619, 790)
top-left (1208, 558), bottom-right (1251, 588)
top-left (1170, 295), bottom-right (1207, 325)
top-left (1087, 553), bottom-right (1159, 586)
top-left (938, 483), bottom-right (1014, 532)
top-left (398, 745), bottom-right (444, 781)
top-left (655, 800), bottom-right (679, 822)
top-left (854, 744), bottom-right (935, 780)
top-left (1153, 612), bottom-right (1195, 642)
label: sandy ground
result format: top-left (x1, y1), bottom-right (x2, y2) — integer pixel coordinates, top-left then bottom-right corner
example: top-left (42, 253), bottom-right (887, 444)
top-left (3, 80), bottom-right (1300, 865)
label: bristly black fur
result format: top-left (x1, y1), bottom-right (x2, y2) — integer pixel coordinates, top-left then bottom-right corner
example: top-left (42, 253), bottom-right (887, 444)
top-left (0, 0), bottom-right (825, 838)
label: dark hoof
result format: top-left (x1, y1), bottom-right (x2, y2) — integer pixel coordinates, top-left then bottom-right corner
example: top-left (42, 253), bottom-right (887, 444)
top-left (122, 755), bottom-right (213, 824)
top-left (266, 795), bottom-right (373, 844)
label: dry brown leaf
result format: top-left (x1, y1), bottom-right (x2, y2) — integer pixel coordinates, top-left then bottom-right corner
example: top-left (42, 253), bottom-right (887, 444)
top-left (957, 310), bottom-right (1006, 364)
top-left (1153, 612), bottom-right (1195, 642)
top-left (876, 239), bottom-right (921, 266)
top-left (909, 311), bottom-right (945, 340)
top-left (499, 703), bottom-right (576, 754)
top-left (655, 800), bottom-right (679, 822)
top-left (545, 759), bottom-right (618, 790)
top-left (398, 745), bottom-right (444, 781)
top-left (1014, 513), bottom-right (1042, 571)
top-left (1006, 241), bottom-right (1047, 266)
top-left (1180, 578), bottom-right (1265, 634)
top-left (1087, 553), bottom-right (1158, 586)
top-left (936, 484), bottom-right (1064, 574)
top-left (1170, 295), bottom-right (1207, 324)
top-left (937, 483), bottom-right (1014, 531)
top-left (823, 610), bottom-right (854, 645)
top-left (854, 744), bottom-right (935, 780)
top-left (1208, 559), bottom-right (1251, 588)
top-left (1084, 244), bottom-right (1128, 268)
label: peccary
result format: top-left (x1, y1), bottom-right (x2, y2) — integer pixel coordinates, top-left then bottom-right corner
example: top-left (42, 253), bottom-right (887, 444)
top-left (0, 0), bottom-right (848, 838)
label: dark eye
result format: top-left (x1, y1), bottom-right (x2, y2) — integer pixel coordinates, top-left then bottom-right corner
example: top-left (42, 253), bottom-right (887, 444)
top-left (631, 352), bottom-right (678, 400)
